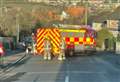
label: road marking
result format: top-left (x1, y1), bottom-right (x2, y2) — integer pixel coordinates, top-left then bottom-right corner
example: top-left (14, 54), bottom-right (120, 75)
top-left (25, 71), bottom-right (106, 75)
top-left (65, 76), bottom-right (69, 82)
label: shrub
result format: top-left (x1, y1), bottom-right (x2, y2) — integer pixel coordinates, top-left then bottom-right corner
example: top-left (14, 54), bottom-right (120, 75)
top-left (96, 28), bottom-right (114, 48)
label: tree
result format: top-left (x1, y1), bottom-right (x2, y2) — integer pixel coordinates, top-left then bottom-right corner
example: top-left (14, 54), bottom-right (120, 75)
top-left (34, 21), bottom-right (44, 29)
top-left (31, 20), bottom-right (46, 34)
top-left (96, 28), bottom-right (114, 48)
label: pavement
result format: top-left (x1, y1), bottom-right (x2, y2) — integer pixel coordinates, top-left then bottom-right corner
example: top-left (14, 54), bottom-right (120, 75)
top-left (0, 49), bottom-right (25, 69)
top-left (0, 51), bottom-right (120, 82)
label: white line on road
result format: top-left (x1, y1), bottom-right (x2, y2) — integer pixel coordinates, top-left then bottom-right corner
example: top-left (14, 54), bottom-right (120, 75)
top-left (25, 71), bottom-right (106, 74)
top-left (65, 76), bottom-right (69, 82)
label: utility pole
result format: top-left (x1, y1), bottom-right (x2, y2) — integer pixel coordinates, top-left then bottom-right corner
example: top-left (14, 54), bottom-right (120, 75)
top-left (85, 1), bottom-right (88, 26)
top-left (16, 14), bottom-right (20, 43)
top-left (16, 7), bottom-right (21, 43)
top-left (109, 0), bottom-right (112, 4)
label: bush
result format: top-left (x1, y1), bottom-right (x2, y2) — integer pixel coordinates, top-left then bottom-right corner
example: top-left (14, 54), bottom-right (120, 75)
top-left (96, 28), bottom-right (114, 48)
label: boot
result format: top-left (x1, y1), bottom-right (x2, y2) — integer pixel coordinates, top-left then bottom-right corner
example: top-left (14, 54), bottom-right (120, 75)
top-left (62, 55), bottom-right (66, 60)
top-left (44, 53), bottom-right (47, 60)
top-left (62, 51), bottom-right (66, 60)
top-left (48, 56), bottom-right (51, 60)
top-left (48, 52), bottom-right (51, 60)
top-left (58, 54), bottom-right (62, 60)
top-left (44, 56), bottom-right (47, 60)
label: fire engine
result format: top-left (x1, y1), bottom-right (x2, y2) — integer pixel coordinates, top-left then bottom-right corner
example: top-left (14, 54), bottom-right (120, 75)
top-left (35, 26), bottom-right (96, 57)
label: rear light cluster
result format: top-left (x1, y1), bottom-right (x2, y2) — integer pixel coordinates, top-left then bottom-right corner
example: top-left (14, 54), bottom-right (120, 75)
top-left (0, 48), bottom-right (3, 54)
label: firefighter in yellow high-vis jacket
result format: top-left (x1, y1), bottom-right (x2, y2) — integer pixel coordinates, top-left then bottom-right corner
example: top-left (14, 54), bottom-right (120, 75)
top-left (43, 37), bottom-right (51, 60)
top-left (58, 38), bottom-right (66, 60)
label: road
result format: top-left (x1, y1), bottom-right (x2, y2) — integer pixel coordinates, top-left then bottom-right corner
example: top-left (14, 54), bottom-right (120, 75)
top-left (1, 51), bottom-right (120, 82)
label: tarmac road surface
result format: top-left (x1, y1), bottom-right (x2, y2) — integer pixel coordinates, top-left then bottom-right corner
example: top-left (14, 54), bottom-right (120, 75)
top-left (1, 51), bottom-right (120, 82)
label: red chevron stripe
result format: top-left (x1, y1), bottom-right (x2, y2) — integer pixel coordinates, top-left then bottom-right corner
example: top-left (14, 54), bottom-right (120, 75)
top-left (37, 46), bottom-right (44, 54)
top-left (37, 29), bottom-right (44, 38)
top-left (49, 31), bottom-right (60, 45)
top-left (37, 36), bottom-right (43, 44)
top-left (37, 35), bottom-right (44, 45)
top-left (49, 34), bottom-right (59, 48)
top-left (49, 31), bottom-right (60, 47)
top-left (37, 45), bottom-right (44, 50)
top-left (53, 29), bottom-right (60, 37)
top-left (49, 30), bottom-right (60, 45)
top-left (52, 30), bottom-right (60, 42)
top-left (37, 30), bottom-right (47, 43)
top-left (37, 42), bottom-right (44, 49)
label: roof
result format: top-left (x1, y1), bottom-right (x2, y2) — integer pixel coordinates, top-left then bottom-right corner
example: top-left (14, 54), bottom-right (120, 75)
top-left (65, 6), bottom-right (85, 17)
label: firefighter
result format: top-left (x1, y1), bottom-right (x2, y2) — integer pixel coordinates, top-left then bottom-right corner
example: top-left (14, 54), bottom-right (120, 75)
top-left (58, 38), bottom-right (66, 60)
top-left (43, 37), bottom-right (51, 60)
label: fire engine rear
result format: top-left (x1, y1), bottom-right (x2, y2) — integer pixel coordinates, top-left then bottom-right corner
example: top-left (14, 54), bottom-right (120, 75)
top-left (35, 27), bottom-right (96, 57)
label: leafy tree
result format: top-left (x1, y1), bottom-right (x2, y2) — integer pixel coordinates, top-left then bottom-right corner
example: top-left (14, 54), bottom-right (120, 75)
top-left (96, 28), bottom-right (114, 48)
top-left (34, 21), bottom-right (44, 29)
top-left (32, 20), bottom-right (46, 33)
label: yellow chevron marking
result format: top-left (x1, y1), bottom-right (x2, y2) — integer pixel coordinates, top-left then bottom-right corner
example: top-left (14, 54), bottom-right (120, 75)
top-left (37, 29), bottom-right (44, 38)
top-left (37, 44), bottom-right (44, 50)
top-left (53, 29), bottom-right (60, 37)
top-left (37, 30), bottom-right (47, 43)
top-left (39, 48), bottom-right (44, 53)
top-left (49, 33), bottom-right (60, 47)
top-left (51, 41), bottom-right (58, 48)
top-left (37, 46), bottom-right (43, 50)
top-left (53, 48), bottom-right (59, 51)
top-left (49, 30), bottom-right (60, 44)
top-left (37, 38), bottom-right (44, 47)
top-left (53, 49), bottom-right (59, 53)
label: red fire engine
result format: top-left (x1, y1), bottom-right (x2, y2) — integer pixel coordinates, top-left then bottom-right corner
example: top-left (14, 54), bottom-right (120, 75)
top-left (35, 26), bottom-right (96, 57)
